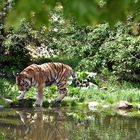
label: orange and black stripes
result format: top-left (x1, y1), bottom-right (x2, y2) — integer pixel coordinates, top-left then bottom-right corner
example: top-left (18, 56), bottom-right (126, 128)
top-left (16, 62), bottom-right (79, 104)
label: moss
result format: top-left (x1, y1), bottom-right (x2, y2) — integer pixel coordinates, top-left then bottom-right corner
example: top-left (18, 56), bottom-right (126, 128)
top-left (10, 99), bottom-right (35, 108)
top-left (42, 100), bottom-right (50, 108)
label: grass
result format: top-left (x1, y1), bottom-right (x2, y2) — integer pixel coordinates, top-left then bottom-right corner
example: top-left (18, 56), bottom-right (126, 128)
top-left (80, 82), bottom-right (140, 104)
top-left (0, 78), bottom-right (18, 99)
top-left (1, 78), bottom-right (140, 108)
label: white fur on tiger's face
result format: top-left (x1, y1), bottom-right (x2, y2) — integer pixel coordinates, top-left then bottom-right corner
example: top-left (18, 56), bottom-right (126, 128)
top-left (16, 73), bottom-right (32, 100)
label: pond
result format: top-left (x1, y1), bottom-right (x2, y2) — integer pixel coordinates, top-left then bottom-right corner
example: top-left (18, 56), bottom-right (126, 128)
top-left (0, 107), bottom-right (140, 140)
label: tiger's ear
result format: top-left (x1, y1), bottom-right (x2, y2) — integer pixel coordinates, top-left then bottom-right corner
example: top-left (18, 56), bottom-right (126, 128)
top-left (16, 73), bottom-right (19, 77)
top-left (13, 71), bottom-right (19, 77)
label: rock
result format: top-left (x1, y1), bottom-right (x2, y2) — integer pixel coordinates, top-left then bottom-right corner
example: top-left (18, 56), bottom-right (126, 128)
top-left (138, 104), bottom-right (140, 110)
top-left (0, 105), bottom-right (4, 110)
top-left (89, 82), bottom-right (98, 89)
top-left (4, 98), bottom-right (13, 104)
top-left (117, 109), bottom-right (129, 116)
top-left (102, 104), bottom-right (109, 108)
top-left (10, 99), bottom-right (36, 108)
top-left (81, 87), bottom-right (89, 90)
top-left (87, 72), bottom-right (97, 79)
top-left (115, 101), bottom-right (133, 109)
top-left (88, 101), bottom-right (99, 111)
top-left (81, 82), bottom-right (98, 90)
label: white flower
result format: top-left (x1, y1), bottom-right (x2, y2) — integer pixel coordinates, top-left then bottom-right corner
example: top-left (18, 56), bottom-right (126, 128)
top-left (53, 28), bottom-right (58, 32)
top-left (52, 15), bottom-right (58, 21)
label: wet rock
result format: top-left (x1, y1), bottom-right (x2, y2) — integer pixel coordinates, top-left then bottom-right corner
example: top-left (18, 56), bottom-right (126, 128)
top-left (114, 101), bottom-right (133, 109)
top-left (89, 82), bottom-right (98, 89)
top-left (4, 98), bottom-right (13, 104)
top-left (117, 109), bottom-right (130, 116)
top-left (138, 104), bottom-right (140, 110)
top-left (102, 104), bottom-right (109, 108)
top-left (0, 105), bottom-right (4, 110)
top-left (88, 101), bottom-right (99, 111)
top-left (81, 83), bottom-right (98, 90)
top-left (10, 99), bottom-right (36, 108)
top-left (87, 72), bottom-right (97, 78)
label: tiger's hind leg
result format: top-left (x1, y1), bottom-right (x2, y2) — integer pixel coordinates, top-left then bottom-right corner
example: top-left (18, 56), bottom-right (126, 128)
top-left (54, 81), bottom-right (68, 102)
top-left (55, 88), bottom-right (68, 102)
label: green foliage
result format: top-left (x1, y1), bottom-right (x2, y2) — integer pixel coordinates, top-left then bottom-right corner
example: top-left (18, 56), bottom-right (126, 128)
top-left (2, 2), bottom-right (140, 82)
top-left (0, 132), bottom-right (6, 140)
top-left (0, 22), bottom-right (32, 77)
top-left (46, 6), bottom-right (88, 56)
top-left (47, 9), bottom-right (140, 82)
top-left (0, 0), bottom-right (49, 77)
top-left (74, 22), bottom-right (140, 81)
top-left (68, 87), bottom-right (80, 97)
top-left (10, 98), bottom-right (35, 107)
top-left (4, 0), bottom-right (140, 28)
top-left (95, 34), bottom-right (140, 81)
top-left (1, 78), bottom-right (140, 107)
top-left (38, 7), bottom-right (140, 82)
top-left (0, 79), bottom-right (18, 99)
top-left (80, 81), bottom-right (140, 104)
top-left (42, 100), bottom-right (50, 107)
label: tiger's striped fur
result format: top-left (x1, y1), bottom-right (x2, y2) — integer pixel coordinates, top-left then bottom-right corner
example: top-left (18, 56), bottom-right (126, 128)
top-left (16, 62), bottom-right (79, 106)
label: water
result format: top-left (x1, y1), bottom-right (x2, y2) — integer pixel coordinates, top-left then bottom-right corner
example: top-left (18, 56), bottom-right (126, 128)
top-left (0, 107), bottom-right (140, 140)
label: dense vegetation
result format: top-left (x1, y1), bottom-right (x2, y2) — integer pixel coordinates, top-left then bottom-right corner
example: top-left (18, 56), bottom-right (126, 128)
top-left (1, 0), bottom-right (140, 106)
top-left (3, 0), bottom-right (140, 28)
top-left (1, 1), bottom-right (140, 140)
top-left (1, 1), bottom-right (140, 81)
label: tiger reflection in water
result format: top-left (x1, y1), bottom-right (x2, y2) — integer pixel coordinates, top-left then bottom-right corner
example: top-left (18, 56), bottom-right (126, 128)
top-left (17, 107), bottom-right (67, 140)
top-left (16, 62), bottom-right (80, 106)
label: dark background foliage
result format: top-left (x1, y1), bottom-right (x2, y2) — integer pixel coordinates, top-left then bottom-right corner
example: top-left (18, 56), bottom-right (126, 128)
top-left (1, 0), bottom-right (140, 83)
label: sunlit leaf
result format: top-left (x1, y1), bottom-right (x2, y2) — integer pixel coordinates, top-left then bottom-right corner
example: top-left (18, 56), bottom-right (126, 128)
top-left (3, 0), bottom-right (140, 28)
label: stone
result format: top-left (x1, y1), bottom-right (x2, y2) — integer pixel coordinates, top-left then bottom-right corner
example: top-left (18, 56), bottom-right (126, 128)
top-left (117, 109), bottom-right (129, 116)
top-left (138, 104), bottom-right (140, 110)
top-left (102, 104), bottom-right (109, 108)
top-left (115, 101), bottom-right (133, 109)
top-left (4, 98), bottom-right (13, 104)
top-left (89, 82), bottom-right (98, 89)
top-left (87, 72), bottom-right (97, 79)
top-left (0, 105), bottom-right (4, 110)
top-left (88, 101), bottom-right (99, 111)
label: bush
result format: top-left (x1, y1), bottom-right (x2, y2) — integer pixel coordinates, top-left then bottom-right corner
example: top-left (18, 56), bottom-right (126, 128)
top-left (77, 22), bottom-right (140, 82)
top-left (46, 7), bottom-right (140, 82)
top-left (1, 21), bottom-right (32, 77)
top-left (1, 2), bottom-right (140, 83)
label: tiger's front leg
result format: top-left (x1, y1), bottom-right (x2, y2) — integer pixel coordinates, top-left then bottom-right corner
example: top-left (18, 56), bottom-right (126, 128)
top-left (35, 84), bottom-right (45, 106)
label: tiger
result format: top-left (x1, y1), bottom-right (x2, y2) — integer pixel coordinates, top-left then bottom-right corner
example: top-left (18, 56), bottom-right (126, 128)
top-left (16, 62), bottom-right (80, 106)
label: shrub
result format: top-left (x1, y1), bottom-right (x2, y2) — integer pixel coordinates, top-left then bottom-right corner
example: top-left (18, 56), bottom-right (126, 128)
top-left (77, 22), bottom-right (140, 82)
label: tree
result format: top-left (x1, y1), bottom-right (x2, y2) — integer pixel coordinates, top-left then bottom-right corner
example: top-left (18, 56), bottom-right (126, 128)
top-left (3, 0), bottom-right (140, 28)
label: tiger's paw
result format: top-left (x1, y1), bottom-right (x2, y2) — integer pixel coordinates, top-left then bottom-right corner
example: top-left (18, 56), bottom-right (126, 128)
top-left (34, 98), bottom-right (43, 107)
top-left (16, 95), bottom-right (24, 100)
top-left (16, 91), bottom-right (25, 100)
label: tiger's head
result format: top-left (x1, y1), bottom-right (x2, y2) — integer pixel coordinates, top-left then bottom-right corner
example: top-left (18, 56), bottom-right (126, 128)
top-left (16, 72), bottom-right (31, 96)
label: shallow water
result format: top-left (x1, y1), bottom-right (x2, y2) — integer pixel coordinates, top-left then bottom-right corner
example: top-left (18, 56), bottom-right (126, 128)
top-left (0, 107), bottom-right (140, 140)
